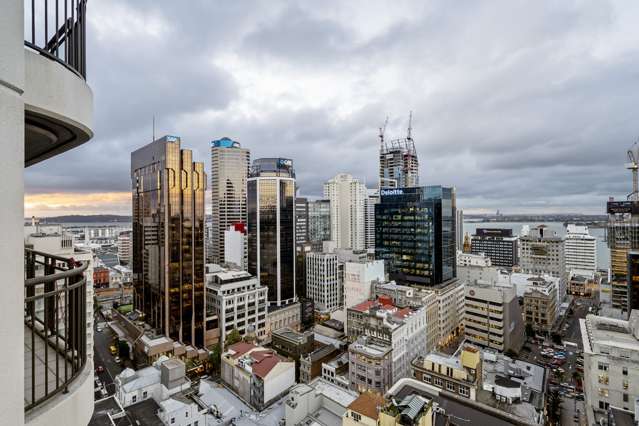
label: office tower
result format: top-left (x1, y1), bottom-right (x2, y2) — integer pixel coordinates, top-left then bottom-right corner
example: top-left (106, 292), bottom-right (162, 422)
top-left (323, 173), bottom-right (367, 250)
top-left (308, 199), bottom-right (331, 245)
top-left (519, 225), bottom-right (566, 301)
top-left (378, 114), bottom-right (419, 188)
top-left (306, 252), bottom-right (340, 313)
top-left (456, 209), bottom-right (464, 251)
top-left (132, 135), bottom-right (206, 347)
top-left (248, 158), bottom-right (297, 307)
top-left (608, 201), bottom-right (639, 316)
top-left (563, 224), bottom-right (597, 274)
top-left (364, 190), bottom-right (379, 252)
top-left (117, 230), bottom-right (132, 265)
top-left (224, 223), bottom-right (247, 270)
top-left (470, 228), bottom-right (519, 268)
top-left (464, 281), bottom-right (524, 353)
top-left (295, 197), bottom-right (309, 245)
top-left (375, 186), bottom-right (457, 287)
top-left (628, 252), bottom-right (639, 313)
top-left (210, 137), bottom-right (250, 265)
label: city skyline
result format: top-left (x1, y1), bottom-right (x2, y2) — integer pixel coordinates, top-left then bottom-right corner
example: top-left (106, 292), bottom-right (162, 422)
top-left (24, 1), bottom-right (639, 217)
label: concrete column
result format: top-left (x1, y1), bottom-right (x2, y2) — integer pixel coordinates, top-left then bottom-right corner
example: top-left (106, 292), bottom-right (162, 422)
top-left (0, 0), bottom-right (25, 425)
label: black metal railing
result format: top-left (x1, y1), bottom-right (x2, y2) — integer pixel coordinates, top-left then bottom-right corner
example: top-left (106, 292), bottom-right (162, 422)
top-left (24, 248), bottom-right (88, 413)
top-left (24, 0), bottom-right (88, 78)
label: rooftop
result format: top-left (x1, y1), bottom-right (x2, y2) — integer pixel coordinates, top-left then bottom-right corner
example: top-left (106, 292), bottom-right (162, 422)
top-left (347, 393), bottom-right (386, 420)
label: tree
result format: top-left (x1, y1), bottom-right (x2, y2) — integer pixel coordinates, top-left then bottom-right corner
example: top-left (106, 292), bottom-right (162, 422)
top-left (208, 343), bottom-right (221, 374)
top-left (225, 328), bottom-right (242, 346)
top-left (525, 323), bottom-right (535, 339)
top-left (546, 388), bottom-right (562, 425)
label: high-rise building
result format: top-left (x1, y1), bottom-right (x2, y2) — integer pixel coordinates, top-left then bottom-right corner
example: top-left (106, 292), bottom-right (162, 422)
top-left (306, 252), bottom-right (340, 313)
top-left (210, 137), bottom-right (250, 265)
top-left (343, 260), bottom-right (385, 310)
top-left (470, 228), bottom-right (519, 268)
top-left (295, 197), bottom-right (309, 246)
top-left (308, 199), bottom-right (331, 245)
top-left (607, 200), bottom-right (639, 315)
top-left (324, 174), bottom-right (367, 250)
top-left (364, 190), bottom-right (379, 252)
top-left (117, 230), bottom-right (132, 265)
top-left (375, 186), bottom-right (456, 287)
top-left (456, 209), bottom-right (464, 251)
top-left (248, 158), bottom-right (297, 307)
top-left (519, 225), bottom-right (566, 301)
top-left (131, 135), bottom-right (206, 347)
top-left (564, 224), bottom-right (597, 274)
top-left (378, 115), bottom-right (419, 188)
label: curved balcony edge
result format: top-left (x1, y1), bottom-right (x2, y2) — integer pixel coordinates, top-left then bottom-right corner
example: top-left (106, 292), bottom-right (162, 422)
top-left (23, 48), bottom-right (93, 167)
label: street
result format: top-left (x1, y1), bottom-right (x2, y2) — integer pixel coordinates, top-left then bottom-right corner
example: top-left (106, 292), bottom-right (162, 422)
top-left (93, 318), bottom-right (122, 396)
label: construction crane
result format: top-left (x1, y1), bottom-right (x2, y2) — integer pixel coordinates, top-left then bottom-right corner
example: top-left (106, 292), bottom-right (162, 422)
top-left (627, 142), bottom-right (639, 201)
top-left (379, 116), bottom-right (389, 145)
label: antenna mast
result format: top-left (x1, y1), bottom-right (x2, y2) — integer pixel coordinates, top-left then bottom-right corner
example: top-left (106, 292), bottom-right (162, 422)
top-left (407, 111), bottom-right (412, 140)
top-left (152, 115), bottom-right (156, 141)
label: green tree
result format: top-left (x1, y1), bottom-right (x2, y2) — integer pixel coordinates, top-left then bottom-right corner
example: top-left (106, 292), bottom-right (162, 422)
top-left (225, 328), bottom-right (242, 346)
top-left (546, 388), bottom-right (562, 425)
top-left (208, 343), bottom-right (221, 374)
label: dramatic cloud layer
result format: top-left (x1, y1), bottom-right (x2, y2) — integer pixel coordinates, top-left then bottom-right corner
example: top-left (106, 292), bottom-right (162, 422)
top-left (24, 0), bottom-right (639, 216)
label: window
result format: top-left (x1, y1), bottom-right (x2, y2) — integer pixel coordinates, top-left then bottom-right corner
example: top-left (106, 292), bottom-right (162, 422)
top-left (352, 412), bottom-right (362, 422)
top-left (195, 422), bottom-right (199, 426)
top-left (598, 362), bottom-right (609, 371)
top-left (599, 401), bottom-right (609, 410)
top-left (423, 375), bottom-right (431, 384)
top-left (623, 367), bottom-right (628, 376)
top-left (624, 393), bottom-right (629, 403)
top-left (143, 391), bottom-right (147, 399)
top-left (171, 418), bottom-right (175, 424)
top-left (186, 412), bottom-right (189, 418)
top-left (434, 377), bottom-right (443, 387)
top-left (132, 395), bottom-right (137, 403)
top-left (446, 381), bottom-right (455, 392)
top-left (459, 386), bottom-right (470, 397)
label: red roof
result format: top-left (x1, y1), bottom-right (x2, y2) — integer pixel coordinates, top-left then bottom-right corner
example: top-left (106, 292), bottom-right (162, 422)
top-left (393, 307), bottom-right (411, 319)
top-left (351, 300), bottom-right (376, 313)
top-left (228, 342), bottom-right (256, 358)
top-left (251, 350), bottom-right (283, 379)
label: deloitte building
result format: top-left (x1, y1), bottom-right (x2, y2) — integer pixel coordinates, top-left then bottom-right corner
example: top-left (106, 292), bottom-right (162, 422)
top-left (375, 186), bottom-right (457, 287)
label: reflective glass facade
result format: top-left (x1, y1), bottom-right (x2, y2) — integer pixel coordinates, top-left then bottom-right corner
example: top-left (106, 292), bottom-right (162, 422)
top-left (248, 158), bottom-right (296, 307)
top-left (131, 135), bottom-right (206, 347)
top-left (375, 186), bottom-right (456, 287)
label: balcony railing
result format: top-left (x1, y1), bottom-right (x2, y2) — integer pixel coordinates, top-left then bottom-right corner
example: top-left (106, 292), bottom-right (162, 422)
top-left (24, 248), bottom-right (88, 412)
top-left (24, 0), bottom-right (88, 78)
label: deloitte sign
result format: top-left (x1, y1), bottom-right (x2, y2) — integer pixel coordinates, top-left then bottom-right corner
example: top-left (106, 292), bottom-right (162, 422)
top-left (381, 188), bottom-right (404, 196)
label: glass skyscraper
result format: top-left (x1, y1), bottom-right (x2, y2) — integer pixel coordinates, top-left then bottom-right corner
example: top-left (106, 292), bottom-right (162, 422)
top-left (375, 186), bottom-right (456, 287)
top-left (247, 158), bottom-right (296, 307)
top-left (131, 135), bottom-right (206, 347)
top-left (210, 137), bottom-right (250, 265)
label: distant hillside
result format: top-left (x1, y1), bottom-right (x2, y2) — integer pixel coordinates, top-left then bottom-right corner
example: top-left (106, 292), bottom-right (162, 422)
top-left (31, 215), bottom-right (132, 223)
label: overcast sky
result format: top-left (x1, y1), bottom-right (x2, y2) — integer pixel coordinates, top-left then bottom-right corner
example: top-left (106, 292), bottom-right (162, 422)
top-left (24, 0), bottom-right (639, 217)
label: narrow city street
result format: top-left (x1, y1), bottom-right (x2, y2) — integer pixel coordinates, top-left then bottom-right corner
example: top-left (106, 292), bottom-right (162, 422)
top-left (93, 319), bottom-right (122, 395)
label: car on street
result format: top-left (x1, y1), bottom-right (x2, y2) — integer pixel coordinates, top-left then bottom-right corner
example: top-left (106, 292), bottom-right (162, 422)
top-left (114, 356), bottom-right (121, 364)
top-left (96, 327), bottom-right (103, 332)
top-left (95, 365), bottom-right (105, 373)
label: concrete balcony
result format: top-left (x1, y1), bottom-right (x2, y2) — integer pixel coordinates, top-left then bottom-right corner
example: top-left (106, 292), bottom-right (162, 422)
top-left (23, 0), bottom-right (93, 167)
top-left (24, 249), bottom-right (93, 426)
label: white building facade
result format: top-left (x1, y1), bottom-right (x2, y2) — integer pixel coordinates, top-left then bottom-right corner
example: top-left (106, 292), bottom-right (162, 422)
top-left (306, 252), bottom-right (340, 313)
top-left (564, 224), bottom-right (597, 275)
top-left (323, 173), bottom-right (367, 251)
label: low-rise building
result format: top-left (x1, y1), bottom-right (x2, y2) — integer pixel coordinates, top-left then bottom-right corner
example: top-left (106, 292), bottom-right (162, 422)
top-left (412, 346), bottom-right (481, 400)
top-left (343, 259), bottom-right (385, 310)
top-left (470, 228), bottom-right (519, 269)
top-left (568, 271), bottom-right (598, 297)
top-left (221, 342), bottom-right (295, 410)
top-left (348, 336), bottom-right (393, 394)
top-left (522, 277), bottom-right (558, 334)
top-left (266, 302), bottom-right (302, 341)
top-left (322, 352), bottom-right (350, 390)
top-left (205, 265), bottom-right (268, 347)
top-left (464, 281), bottom-right (524, 353)
top-left (299, 344), bottom-right (341, 384)
top-left (433, 280), bottom-right (465, 347)
top-left (581, 311), bottom-right (639, 425)
top-left (343, 393), bottom-right (386, 426)
top-left (344, 392), bottom-right (434, 426)
top-left (285, 378), bottom-right (359, 426)
top-left (347, 297), bottom-right (427, 386)
top-left (457, 251), bottom-right (500, 285)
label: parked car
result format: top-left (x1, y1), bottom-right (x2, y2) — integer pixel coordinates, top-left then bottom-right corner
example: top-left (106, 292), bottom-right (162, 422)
top-left (114, 356), bottom-right (121, 364)
top-left (96, 327), bottom-right (103, 333)
top-left (109, 345), bottom-right (117, 355)
top-left (95, 365), bottom-right (105, 373)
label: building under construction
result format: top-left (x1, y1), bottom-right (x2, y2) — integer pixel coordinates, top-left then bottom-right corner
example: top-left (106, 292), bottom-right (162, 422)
top-left (378, 113), bottom-right (419, 188)
top-left (607, 145), bottom-right (639, 316)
